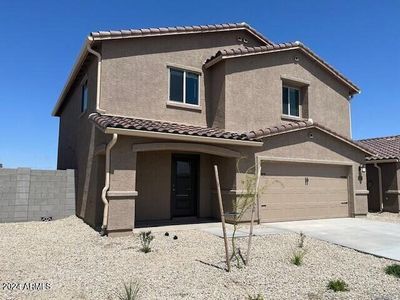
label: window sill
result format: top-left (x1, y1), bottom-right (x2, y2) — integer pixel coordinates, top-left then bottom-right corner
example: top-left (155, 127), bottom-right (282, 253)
top-left (281, 114), bottom-right (305, 122)
top-left (166, 101), bottom-right (202, 112)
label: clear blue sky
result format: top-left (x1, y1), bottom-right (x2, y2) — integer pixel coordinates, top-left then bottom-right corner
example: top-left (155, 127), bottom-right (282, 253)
top-left (0, 0), bottom-right (399, 169)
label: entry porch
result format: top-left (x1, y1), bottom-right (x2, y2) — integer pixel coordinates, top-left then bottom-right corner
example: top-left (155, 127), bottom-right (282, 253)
top-left (105, 137), bottom-right (257, 236)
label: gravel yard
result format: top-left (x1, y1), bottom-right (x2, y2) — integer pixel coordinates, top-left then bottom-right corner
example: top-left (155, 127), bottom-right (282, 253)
top-left (367, 212), bottom-right (400, 224)
top-left (0, 217), bottom-right (399, 300)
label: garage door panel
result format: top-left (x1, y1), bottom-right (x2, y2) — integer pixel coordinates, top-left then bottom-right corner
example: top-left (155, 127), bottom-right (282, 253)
top-left (261, 177), bottom-right (347, 189)
top-left (261, 192), bottom-right (348, 201)
top-left (261, 201), bottom-right (348, 209)
top-left (262, 190), bottom-right (348, 196)
top-left (261, 163), bottom-right (347, 178)
top-left (259, 162), bottom-right (350, 222)
top-left (260, 206), bottom-right (348, 222)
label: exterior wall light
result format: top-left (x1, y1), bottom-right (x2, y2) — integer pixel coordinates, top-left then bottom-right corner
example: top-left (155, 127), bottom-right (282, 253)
top-left (359, 164), bottom-right (366, 173)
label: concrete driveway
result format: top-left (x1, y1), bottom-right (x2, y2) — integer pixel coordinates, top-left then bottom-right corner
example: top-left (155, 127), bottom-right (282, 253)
top-left (266, 218), bottom-right (400, 261)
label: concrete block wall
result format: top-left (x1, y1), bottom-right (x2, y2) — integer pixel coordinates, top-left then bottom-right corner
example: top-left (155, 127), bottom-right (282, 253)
top-left (0, 168), bottom-right (76, 223)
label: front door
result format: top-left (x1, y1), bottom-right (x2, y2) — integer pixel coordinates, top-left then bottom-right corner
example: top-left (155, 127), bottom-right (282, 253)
top-left (171, 154), bottom-right (198, 217)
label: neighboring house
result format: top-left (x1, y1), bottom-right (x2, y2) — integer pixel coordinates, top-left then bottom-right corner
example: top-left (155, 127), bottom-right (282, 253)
top-left (53, 22), bottom-right (373, 236)
top-left (358, 135), bottom-right (400, 213)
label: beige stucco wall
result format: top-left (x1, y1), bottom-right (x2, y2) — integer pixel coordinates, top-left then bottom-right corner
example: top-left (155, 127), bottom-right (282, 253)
top-left (57, 57), bottom-right (111, 228)
top-left (72, 128), bottom-right (368, 229)
top-left (135, 149), bottom-right (214, 222)
top-left (55, 28), bottom-right (365, 231)
top-left (235, 128), bottom-right (368, 219)
top-left (99, 31), bottom-right (263, 126)
top-left (136, 151), bottom-right (171, 221)
top-left (206, 61), bottom-right (226, 128)
top-left (57, 58), bottom-right (99, 170)
top-left (213, 50), bottom-right (352, 136)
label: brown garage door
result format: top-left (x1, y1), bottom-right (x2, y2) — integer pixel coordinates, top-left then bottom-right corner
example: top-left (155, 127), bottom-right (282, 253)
top-left (259, 162), bottom-right (349, 222)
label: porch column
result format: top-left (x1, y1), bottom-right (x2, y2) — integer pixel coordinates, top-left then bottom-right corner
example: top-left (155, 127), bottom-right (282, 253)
top-left (107, 138), bottom-right (138, 237)
top-left (352, 163), bottom-right (369, 216)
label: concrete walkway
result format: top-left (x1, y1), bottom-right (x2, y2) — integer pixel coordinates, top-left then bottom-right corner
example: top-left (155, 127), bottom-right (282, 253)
top-left (266, 218), bottom-right (400, 261)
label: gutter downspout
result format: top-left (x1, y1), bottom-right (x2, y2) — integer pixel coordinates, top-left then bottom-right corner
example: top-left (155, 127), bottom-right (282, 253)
top-left (86, 37), bottom-right (103, 113)
top-left (100, 133), bottom-right (118, 235)
top-left (373, 163), bottom-right (384, 212)
top-left (348, 96), bottom-right (353, 139)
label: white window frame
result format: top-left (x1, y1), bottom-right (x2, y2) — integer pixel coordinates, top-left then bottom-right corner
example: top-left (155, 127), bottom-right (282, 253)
top-left (282, 85), bottom-right (300, 117)
top-left (167, 66), bottom-right (201, 107)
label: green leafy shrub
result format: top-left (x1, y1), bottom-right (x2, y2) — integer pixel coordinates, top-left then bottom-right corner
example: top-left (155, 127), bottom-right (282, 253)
top-left (117, 281), bottom-right (140, 300)
top-left (385, 264), bottom-right (400, 278)
top-left (327, 279), bottom-right (349, 292)
top-left (291, 250), bottom-right (305, 266)
top-left (139, 231), bottom-right (154, 253)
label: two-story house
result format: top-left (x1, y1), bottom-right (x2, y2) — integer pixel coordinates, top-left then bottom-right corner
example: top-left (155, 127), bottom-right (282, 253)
top-left (53, 23), bottom-right (373, 236)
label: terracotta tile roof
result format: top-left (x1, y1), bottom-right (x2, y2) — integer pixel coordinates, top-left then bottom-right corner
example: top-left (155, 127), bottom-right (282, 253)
top-left (90, 22), bottom-right (273, 45)
top-left (358, 135), bottom-right (400, 161)
top-left (90, 113), bottom-right (372, 155)
top-left (89, 113), bottom-right (255, 141)
top-left (246, 119), bottom-right (373, 154)
top-left (204, 42), bottom-right (360, 94)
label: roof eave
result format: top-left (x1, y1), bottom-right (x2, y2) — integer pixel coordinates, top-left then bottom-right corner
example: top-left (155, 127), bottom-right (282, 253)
top-left (52, 23), bottom-right (273, 117)
top-left (52, 37), bottom-right (93, 116)
top-left (204, 46), bottom-right (360, 95)
top-left (256, 125), bottom-right (374, 156)
top-left (90, 23), bottom-right (273, 46)
top-left (365, 158), bottom-right (400, 164)
top-left (297, 47), bottom-right (360, 94)
top-left (315, 127), bottom-right (374, 155)
top-left (103, 127), bottom-right (263, 147)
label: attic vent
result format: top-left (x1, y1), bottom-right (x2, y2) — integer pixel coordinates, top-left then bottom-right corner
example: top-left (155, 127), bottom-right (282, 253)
top-left (237, 36), bottom-right (248, 44)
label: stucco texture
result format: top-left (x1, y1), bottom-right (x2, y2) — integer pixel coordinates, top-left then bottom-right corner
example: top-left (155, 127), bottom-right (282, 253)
top-left (210, 50), bottom-right (351, 136)
top-left (99, 31), bottom-right (262, 126)
top-left (54, 27), bottom-right (369, 234)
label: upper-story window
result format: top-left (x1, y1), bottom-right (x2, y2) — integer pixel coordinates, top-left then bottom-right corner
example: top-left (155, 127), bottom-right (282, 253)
top-left (282, 86), bottom-right (300, 117)
top-left (81, 80), bottom-right (89, 113)
top-left (169, 68), bottom-right (199, 106)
